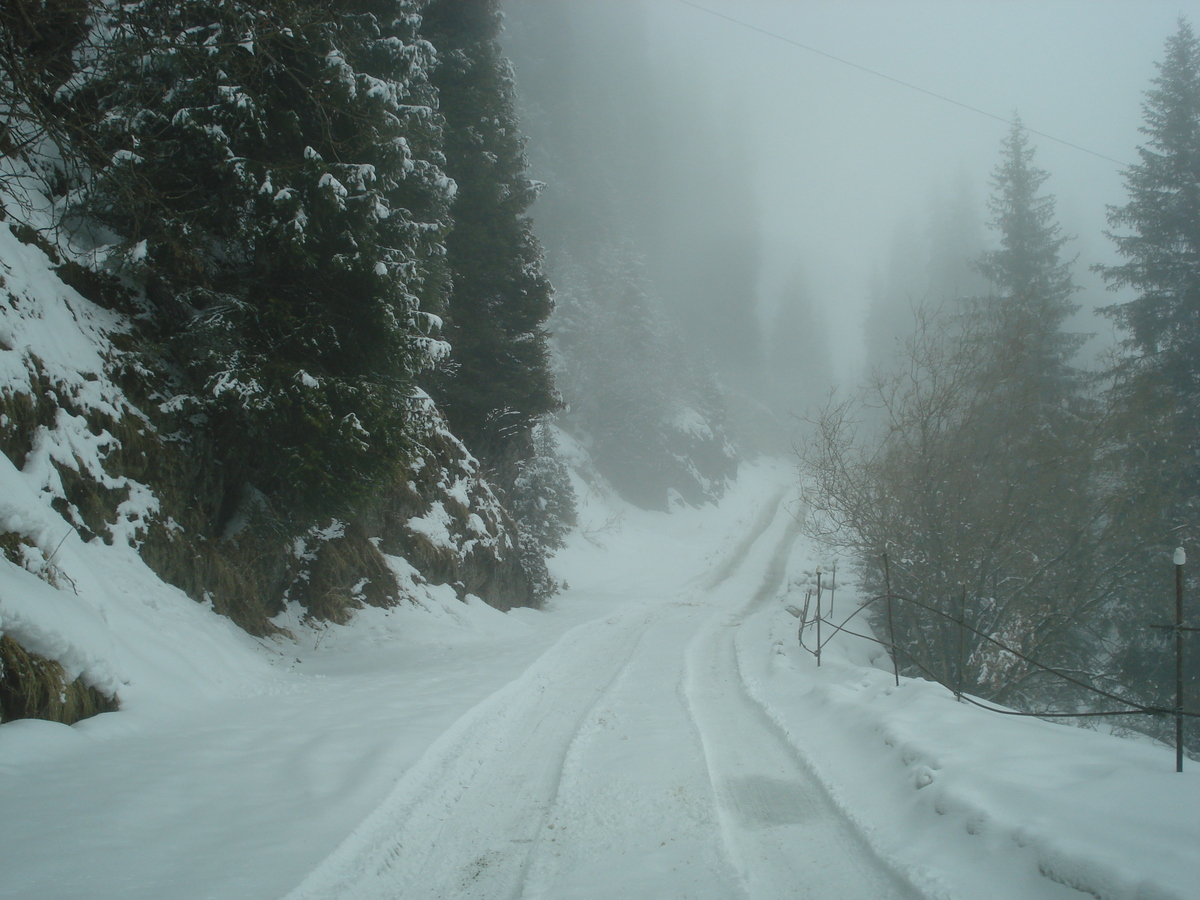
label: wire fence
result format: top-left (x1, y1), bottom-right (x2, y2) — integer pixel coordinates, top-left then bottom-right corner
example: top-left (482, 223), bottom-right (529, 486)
top-left (791, 551), bottom-right (1198, 771)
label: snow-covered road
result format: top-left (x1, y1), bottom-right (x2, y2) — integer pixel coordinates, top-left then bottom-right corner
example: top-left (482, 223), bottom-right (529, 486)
top-left (285, 484), bottom-right (921, 900)
top-left (3, 461), bottom-right (1197, 900)
top-left (685, 521), bottom-right (919, 900)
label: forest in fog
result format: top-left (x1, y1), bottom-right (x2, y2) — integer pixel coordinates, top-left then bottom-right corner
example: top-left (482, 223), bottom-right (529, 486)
top-left (501, 1), bottom-right (1200, 748)
top-left (0, 0), bottom-right (1198, 757)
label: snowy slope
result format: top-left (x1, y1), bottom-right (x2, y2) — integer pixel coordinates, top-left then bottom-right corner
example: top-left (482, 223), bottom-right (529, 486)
top-left (0, 214), bottom-right (268, 709)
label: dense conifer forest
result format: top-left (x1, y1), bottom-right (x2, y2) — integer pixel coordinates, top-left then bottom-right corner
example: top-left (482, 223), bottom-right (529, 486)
top-left (0, 0), bottom-right (576, 659)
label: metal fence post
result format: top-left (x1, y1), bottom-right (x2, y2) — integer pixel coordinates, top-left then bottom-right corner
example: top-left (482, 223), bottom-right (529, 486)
top-left (816, 567), bottom-right (823, 667)
top-left (1175, 547), bottom-right (1186, 773)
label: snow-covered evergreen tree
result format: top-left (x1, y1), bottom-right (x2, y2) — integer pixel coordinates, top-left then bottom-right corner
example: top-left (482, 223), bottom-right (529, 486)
top-left (1097, 19), bottom-right (1200, 741)
top-left (0, 0), bottom-right (575, 645)
top-left (420, 0), bottom-right (557, 475)
top-left (510, 423), bottom-right (575, 552)
top-left (77, 0), bottom-right (453, 523)
top-left (509, 421), bottom-right (576, 602)
top-left (1100, 19), bottom-right (1200, 528)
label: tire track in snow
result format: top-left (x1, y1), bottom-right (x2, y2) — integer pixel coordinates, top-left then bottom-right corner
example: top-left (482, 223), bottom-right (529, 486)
top-left (285, 483), bottom-right (798, 900)
top-left (512, 490), bottom-right (800, 899)
top-left (515, 603), bottom-right (747, 900)
top-left (748, 503), bottom-right (804, 609)
top-left (702, 487), bottom-right (788, 590)
top-left (684, 520), bottom-right (926, 900)
top-left (282, 603), bottom-right (655, 900)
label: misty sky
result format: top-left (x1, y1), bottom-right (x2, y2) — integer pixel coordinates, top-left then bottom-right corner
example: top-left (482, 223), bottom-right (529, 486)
top-left (626, 0), bottom-right (1200, 382)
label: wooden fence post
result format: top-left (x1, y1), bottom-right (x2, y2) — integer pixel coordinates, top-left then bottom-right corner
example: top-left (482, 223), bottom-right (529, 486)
top-left (830, 560), bottom-right (837, 619)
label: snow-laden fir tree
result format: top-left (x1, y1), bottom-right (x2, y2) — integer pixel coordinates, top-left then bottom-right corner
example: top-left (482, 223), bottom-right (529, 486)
top-left (0, 0), bottom-right (567, 638)
top-left (509, 421), bottom-right (576, 601)
top-left (420, 0), bottom-right (558, 475)
top-left (76, 0), bottom-right (453, 525)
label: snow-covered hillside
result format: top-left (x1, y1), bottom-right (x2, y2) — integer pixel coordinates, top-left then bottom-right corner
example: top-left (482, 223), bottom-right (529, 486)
top-left (0, 192), bottom-right (545, 713)
top-left (1, 459), bottom-right (1196, 900)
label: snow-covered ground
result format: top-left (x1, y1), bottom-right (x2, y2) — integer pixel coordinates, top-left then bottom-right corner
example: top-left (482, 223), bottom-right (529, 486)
top-left (2, 459), bottom-right (1198, 899)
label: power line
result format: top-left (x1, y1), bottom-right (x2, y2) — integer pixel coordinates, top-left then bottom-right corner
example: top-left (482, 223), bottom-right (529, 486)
top-left (673, 0), bottom-right (1131, 169)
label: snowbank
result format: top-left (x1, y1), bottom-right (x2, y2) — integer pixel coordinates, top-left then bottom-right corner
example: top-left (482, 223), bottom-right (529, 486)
top-left (739, 544), bottom-right (1200, 900)
top-left (0, 215), bottom-right (274, 710)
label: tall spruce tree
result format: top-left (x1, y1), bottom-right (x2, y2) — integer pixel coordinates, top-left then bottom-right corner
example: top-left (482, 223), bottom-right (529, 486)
top-left (1101, 19), bottom-right (1200, 526)
top-left (805, 124), bottom-right (1103, 708)
top-left (1097, 19), bottom-right (1200, 742)
top-left (420, 0), bottom-right (557, 476)
top-left (76, 0), bottom-right (452, 525)
top-left (939, 124), bottom-right (1094, 701)
top-left (975, 120), bottom-right (1084, 410)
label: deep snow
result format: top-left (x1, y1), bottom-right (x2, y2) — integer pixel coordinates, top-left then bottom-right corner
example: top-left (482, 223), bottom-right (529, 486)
top-left (2, 459), bottom-right (1198, 899)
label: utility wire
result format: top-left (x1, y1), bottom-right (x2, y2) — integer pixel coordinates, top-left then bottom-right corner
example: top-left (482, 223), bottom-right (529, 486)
top-left (866, 590), bottom-right (1184, 713)
top-left (673, 0), bottom-right (1131, 169)
top-left (827, 620), bottom-right (1196, 719)
top-left (798, 590), bottom-right (1200, 719)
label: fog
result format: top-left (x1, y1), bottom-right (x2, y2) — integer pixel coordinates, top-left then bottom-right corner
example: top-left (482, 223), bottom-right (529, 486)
top-left (505, 0), bottom-right (1200, 391)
